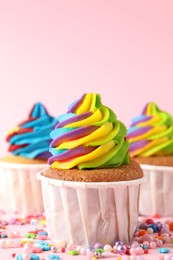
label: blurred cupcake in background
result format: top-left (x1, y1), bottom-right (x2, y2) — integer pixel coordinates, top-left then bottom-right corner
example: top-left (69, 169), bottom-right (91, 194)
top-left (127, 102), bottom-right (173, 216)
top-left (0, 102), bottom-right (57, 214)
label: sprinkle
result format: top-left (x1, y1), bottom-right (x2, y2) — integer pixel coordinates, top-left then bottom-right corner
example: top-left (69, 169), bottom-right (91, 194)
top-left (54, 240), bottom-right (66, 248)
top-left (21, 239), bottom-right (34, 245)
top-left (37, 231), bottom-right (48, 236)
top-left (103, 244), bottom-right (112, 252)
top-left (95, 248), bottom-right (104, 254)
top-left (158, 248), bottom-right (170, 253)
top-left (51, 246), bottom-right (58, 253)
top-left (61, 247), bottom-right (65, 253)
top-left (48, 255), bottom-right (60, 259)
top-left (37, 235), bottom-right (47, 240)
top-left (68, 250), bottom-right (79, 256)
top-left (138, 230), bottom-right (148, 237)
top-left (1, 233), bottom-right (7, 238)
top-left (31, 247), bottom-right (43, 253)
top-left (26, 233), bottom-right (37, 239)
top-left (16, 254), bottom-right (40, 260)
top-left (38, 245), bottom-right (50, 251)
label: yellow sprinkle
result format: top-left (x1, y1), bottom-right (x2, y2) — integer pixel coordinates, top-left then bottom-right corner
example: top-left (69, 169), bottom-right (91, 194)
top-left (8, 126), bottom-right (20, 134)
top-left (48, 243), bottom-right (55, 247)
top-left (40, 220), bottom-right (46, 226)
top-left (21, 239), bottom-right (34, 245)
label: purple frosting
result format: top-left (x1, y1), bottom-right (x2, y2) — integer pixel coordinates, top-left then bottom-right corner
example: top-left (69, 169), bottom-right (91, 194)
top-left (48, 146), bottom-right (95, 164)
top-left (67, 94), bottom-right (86, 113)
top-left (129, 140), bottom-right (150, 152)
top-left (55, 111), bottom-right (92, 128)
top-left (50, 125), bottom-right (99, 148)
top-left (127, 126), bottom-right (152, 138)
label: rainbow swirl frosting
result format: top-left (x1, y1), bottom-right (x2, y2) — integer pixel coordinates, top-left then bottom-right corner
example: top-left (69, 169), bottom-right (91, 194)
top-left (48, 93), bottom-right (130, 170)
top-left (127, 102), bottom-right (173, 157)
top-left (6, 103), bottom-right (57, 160)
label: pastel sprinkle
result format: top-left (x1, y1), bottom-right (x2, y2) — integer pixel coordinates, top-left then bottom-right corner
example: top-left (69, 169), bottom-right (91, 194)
top-left (48, 255), bottom-right (60, 259)
top-left (158, 248), bottom-right (170, 253)
top-left (68, 250), bottom-right (79, 255)
top-left (16, 254), bottom-right (40, 260)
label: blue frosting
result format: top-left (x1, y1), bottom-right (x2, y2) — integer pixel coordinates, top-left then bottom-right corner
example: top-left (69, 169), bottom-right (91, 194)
top-left (7, 103), bottom-right (57, 159)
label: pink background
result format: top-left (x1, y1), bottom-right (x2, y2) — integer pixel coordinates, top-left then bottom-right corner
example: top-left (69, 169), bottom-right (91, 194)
top-left (0, 0), bottom-right (173, 157)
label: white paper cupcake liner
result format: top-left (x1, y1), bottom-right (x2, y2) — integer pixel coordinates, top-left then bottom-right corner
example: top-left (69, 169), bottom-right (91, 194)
top-left (139, 164), bottom-right (173, 217)
top-left (37, 170), bottom-right (144, 246)
top-left (0, 162), bottom-right (47, 214)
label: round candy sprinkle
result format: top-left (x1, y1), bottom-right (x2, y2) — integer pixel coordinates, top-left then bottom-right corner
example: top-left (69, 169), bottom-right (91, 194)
top-left (149, 241), bottom-right (157, 249)
top-left (87, 251), bottom-right (94, 259)
top-left (76, 245), bottom-right (82, 252)
top-left (80, 247), bottom-right (87, 255)
top-left (66, 243), bottom-right (74, 251)
top-left (94, 242), bottom-right (103, 249)
top-left (117, 244), bottom-right (127, 255)
top-left (158, 248), bottom-right (170, 253)
top-left (131, 242), bottom-right (139, 248)
top-left (61, 247), bottom-right (65, 253)
top-left (55, 240), bottom-right (66, 248)
top-left (103, 244), bottom-right (112, 252)
top-left (147, 228), bottom-right (153, 234)
top-left (51, 246), bottom-right (58, 253)
top-left (145, 219), bottom-right (154, 224)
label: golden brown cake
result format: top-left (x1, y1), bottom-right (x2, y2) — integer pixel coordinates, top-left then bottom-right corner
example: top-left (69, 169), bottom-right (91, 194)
top-left (134, 155), bottom-right (173, 167)
top-left (42, 160), bottom-right (143, 182)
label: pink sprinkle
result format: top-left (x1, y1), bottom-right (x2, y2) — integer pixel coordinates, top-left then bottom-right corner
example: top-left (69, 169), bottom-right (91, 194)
top-left (38, 235), bottom-right (47, 240)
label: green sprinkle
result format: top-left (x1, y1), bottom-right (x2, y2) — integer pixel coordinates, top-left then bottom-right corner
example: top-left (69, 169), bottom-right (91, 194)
top-left (25, 233), bottom-right (37, 239)
top-left (68, 250), bottom-right (79, 256)
top-left (95, 248), bottom-right (104, 253)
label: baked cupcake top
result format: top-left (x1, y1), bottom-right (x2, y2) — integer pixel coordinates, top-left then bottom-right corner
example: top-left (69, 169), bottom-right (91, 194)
top-left (48, 93), bottom-right (130, 170)
top-left (127, 102), bottom-right (173, 158)
top-left (6, 103), bottom-right (57, 160)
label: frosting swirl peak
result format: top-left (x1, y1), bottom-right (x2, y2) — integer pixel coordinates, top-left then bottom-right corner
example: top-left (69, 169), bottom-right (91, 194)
top-left (48, 93), bottom-right (130, 169)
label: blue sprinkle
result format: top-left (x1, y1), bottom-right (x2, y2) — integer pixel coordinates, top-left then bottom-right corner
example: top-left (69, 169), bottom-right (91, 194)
top-left (148, 224), bottom-right (158, 232)
top-left (16, 255), bottom-right (23, 260)
top-left (37, 231), bottom-right (48, 236)
top-left (39, 245), bottom-right (51, 251)
top-left (1, 233), bottom-right (7, 238)
top-left (48, 254), bottom-right (60, 259)
top-left (158, 248), bottom-right (170, 253)
top-left (34, 241), bottom-right (49, 246)
top-left (16, 254), bottom-right (40, 260)
top-left (30, 255), bottom-right (40, 260)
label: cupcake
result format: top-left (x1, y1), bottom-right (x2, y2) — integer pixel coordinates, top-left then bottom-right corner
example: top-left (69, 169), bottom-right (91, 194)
top-left (0, 102), bottom-right (57, 214)
top-left (127, 102), bottom-right (173, 216)
top-left (37, 93), bottom-right (143, 246)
